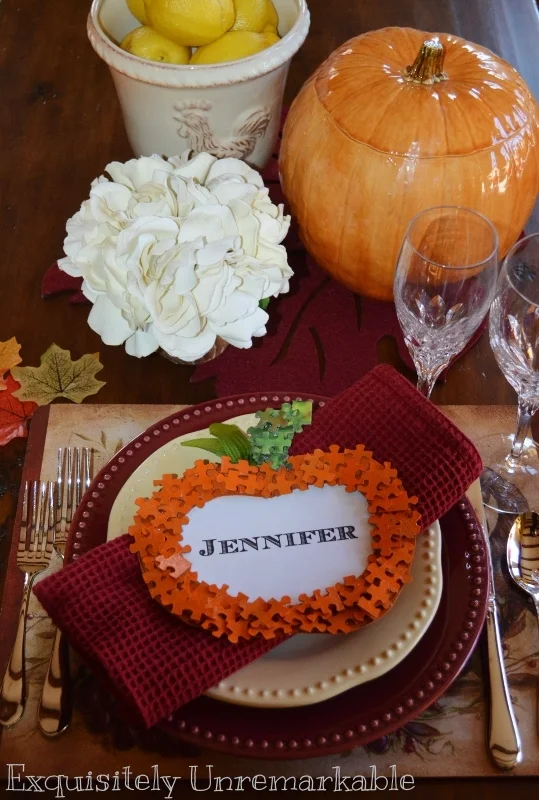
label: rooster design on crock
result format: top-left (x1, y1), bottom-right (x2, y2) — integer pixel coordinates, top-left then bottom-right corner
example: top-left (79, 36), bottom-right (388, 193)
top-left (173, 100), bottom-right (271, 159)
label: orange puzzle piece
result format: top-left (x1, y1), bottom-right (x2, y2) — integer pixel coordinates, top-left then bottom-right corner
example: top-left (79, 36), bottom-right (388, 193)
top-left (129, 445), bottom-right (421, 641)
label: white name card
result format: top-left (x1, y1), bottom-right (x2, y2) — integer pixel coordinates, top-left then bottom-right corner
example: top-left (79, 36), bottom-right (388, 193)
top-left (183, 484), bottom-right (373, 603)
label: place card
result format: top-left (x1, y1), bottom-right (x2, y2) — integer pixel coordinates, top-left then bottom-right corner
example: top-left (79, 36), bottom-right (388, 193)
top-left (130, 446), bottom-right (421, 642)
top-left (184, 485), bottom-right (372, 604)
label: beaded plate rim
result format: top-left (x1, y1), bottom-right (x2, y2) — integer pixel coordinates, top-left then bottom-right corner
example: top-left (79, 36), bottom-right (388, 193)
top-left (67, 392), bottom-right (489, 760)
top-left (206, 525), bottom-right (442, 707)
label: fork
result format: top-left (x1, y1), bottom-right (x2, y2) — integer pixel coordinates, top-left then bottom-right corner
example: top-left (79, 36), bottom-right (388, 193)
top-left (0, 482), bottom-right (56, 727)
top-left (37, 447), bottom-right (92, 736)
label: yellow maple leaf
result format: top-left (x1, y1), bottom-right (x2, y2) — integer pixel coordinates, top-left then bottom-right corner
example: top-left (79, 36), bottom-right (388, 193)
top-left (12, 343), bottom-right (105, 405)
top-left (0, 337), bottom-right (22, 391)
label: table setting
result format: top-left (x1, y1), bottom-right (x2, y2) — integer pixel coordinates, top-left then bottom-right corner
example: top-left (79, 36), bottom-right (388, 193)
top-left (2, 0), bottom-right (539, 795)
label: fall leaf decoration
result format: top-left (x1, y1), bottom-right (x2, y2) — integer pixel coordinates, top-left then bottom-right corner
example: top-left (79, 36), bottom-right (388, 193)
top-left (12, 344), bottom-right (105, 406)
top-left (0, 337), bottom-right (22, 391)
top-left (0, 375), bottom-right (38, 446)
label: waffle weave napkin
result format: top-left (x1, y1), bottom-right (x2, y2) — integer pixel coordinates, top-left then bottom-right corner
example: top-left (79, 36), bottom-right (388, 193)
top-left (34, 365), bottom-right (482, 728)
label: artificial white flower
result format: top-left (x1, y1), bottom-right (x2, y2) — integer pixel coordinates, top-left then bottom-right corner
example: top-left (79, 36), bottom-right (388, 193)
top-left (105, 154), bottom-right (173, 190)
top-left (59, 150), bottom-right (292, 362)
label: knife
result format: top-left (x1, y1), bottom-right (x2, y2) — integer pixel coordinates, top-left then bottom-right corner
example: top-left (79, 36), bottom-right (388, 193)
top-left (467, 481), bottom-right (522, 770)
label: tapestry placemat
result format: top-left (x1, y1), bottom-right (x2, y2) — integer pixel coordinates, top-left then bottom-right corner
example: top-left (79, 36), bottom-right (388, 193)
top-left (0, 404), bottom-right (537, 780)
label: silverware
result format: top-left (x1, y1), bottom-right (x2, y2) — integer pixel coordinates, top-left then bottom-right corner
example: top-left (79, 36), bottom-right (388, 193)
top-left (0, 482), bottom-right (56, 727)
top-left (37, 447), bottom-right (92, 737)
top-left (478, 510), bottom-right (522, 769)
top-left (507, 511), bottom-right (539, 737)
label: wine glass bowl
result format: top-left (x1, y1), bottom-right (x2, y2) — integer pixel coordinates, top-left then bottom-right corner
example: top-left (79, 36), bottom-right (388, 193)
top-left (394, 206), bottom-right (499, 398)
top-left (481, 233), bottom-right (539, 514)
top-left (489, 238), bottom-right (539, 398)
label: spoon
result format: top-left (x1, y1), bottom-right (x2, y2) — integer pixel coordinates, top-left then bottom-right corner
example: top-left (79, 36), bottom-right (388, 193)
top-left (507, 511), bottom-right (539, 735)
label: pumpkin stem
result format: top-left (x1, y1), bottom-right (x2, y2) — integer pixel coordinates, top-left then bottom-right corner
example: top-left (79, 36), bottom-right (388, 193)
top-left (403, 38), bottom-right (447, 84)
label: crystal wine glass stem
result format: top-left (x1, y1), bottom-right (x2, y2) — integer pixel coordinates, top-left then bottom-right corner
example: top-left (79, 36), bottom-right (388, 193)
top-left (507, 398), bottom-right (536, 466)
top-left (416, 362), bottom-right (447, 399)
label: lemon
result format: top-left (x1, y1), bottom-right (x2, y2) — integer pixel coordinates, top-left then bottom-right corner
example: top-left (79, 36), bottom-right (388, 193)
top-left (231, 0), bottom-right (279, 33)
top-left (190, 30), bottom-right (279, 63)
top-left (265, 0), bottom-right (279, 31)
top-left (145, 0), bottom-right (235, 47)
top-left (126, 0), bottom-right (148, 25)
top-left (121, 26), bottom-right (191, 64)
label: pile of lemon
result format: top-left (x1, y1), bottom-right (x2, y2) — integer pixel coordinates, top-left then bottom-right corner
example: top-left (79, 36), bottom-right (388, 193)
top-left (121, 0), bottom-right (280, 65)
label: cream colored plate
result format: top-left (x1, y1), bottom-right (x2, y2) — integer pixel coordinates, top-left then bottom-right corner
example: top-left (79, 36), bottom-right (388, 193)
top-left (108, 414), bottom-right (258, 537)
top-left (107, 413), bottom-right (443, 709)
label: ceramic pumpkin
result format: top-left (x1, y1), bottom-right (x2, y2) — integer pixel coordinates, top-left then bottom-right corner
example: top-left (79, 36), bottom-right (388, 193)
top-left (279, 27), bottom-right (539, 301)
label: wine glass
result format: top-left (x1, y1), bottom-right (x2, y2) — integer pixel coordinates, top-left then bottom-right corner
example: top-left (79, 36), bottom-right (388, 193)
top-left (394, 206), bottom-right (499, 398)
top-left (480, 233), bottom-right (539, 514)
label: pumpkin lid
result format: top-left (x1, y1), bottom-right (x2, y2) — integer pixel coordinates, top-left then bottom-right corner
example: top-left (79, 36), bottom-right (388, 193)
top-left (314, 27), bottom-right (538, 158)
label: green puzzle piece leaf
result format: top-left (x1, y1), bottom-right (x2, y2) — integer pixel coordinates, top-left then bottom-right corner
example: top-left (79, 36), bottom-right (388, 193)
top-left (291, 400), bottom-right (312, 426)
top-left (248, 400), bottom-right (314, 469)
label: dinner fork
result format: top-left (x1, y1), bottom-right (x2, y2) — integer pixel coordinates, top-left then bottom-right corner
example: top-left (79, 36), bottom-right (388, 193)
top-left (0, 482), bottom-right (56, 727)
top-left (37, 447), bottom-right (92, 736)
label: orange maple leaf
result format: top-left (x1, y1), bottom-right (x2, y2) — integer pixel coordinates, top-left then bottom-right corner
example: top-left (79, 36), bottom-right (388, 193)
top-left (0, 337), bottom-right (22, 391)
top-left (0, 375), bottom-right (38, 446)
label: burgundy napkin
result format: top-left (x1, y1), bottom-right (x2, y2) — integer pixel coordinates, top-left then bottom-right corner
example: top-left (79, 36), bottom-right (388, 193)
top-left (34, 365), bottom-right (482, 728)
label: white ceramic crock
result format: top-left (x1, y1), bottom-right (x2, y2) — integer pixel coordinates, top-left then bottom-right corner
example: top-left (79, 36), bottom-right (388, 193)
top-left (87, 0), bottom-right (310, 168)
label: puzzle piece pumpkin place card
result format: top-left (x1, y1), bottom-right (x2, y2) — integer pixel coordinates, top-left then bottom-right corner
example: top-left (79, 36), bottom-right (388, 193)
top-left (128, 402), bottom-right (421, 642)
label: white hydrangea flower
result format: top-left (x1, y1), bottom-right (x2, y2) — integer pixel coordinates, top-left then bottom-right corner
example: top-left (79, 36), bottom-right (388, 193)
top-left (59, 150), bottom-right (292, 362)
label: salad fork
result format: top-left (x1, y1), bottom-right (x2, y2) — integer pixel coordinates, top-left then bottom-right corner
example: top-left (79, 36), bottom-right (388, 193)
top-left (38, 447), bottom-right (92, 736)
top-left (0, 482), bottom-right (55, 727)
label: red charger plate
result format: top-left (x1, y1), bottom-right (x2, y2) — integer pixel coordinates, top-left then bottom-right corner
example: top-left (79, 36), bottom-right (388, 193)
top-left (67, 392), bottom-right (489, 760)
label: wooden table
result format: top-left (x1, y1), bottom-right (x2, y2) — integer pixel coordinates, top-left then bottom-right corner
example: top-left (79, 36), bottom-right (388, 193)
top-left (1, 0), bottom-right (539, 796)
